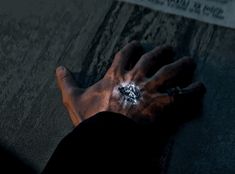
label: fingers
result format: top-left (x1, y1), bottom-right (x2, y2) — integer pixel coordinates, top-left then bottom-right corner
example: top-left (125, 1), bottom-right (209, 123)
top-left (155, 82), bottom-right (205, 106)
top-left (56, 66), bottom-right (82, 126)
top-left (170, 81), bottom-right (206, 103)
top-left (146, 57), bottom-right (196, 90)
top-left (56, 66), bottom-right (82, 103)
top-left (108, 41), bottom-right (143, 75)
top-left (150, 82), bottom-right (205, 115)
top-left (130, 45), bottom-right (174, 81)
top-left (56, 66), bottom-right (78, 92)
top-left (178, 81), bottom-right (206, 98)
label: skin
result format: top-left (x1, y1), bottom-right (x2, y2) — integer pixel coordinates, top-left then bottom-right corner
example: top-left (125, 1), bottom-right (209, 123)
top-left (56, 41), bottom-right (205, 126)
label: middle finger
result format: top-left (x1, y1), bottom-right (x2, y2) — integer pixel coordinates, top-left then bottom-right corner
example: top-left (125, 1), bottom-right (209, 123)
top-left (129, 45), bottom-right (174, 81)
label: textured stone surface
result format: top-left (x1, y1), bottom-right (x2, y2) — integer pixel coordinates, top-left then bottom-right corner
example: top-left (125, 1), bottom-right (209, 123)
top-left (0, 0), bottom-right (234, 173)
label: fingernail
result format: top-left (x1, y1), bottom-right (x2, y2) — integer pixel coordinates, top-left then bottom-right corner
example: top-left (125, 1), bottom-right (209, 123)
top-left (57, 66), bottom-right (65, 72)
top-left (56, 66), bottom-right (67, 76)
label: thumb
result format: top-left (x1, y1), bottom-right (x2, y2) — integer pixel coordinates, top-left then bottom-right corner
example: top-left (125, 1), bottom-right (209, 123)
top-left (55, 66), bottom-right (79, 95)
top-left (55, 66), bottom-right (82, 126)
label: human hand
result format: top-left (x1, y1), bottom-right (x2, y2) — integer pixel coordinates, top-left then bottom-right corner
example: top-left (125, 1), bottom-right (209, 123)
top-left (56, 41), bottom-right (205, 126)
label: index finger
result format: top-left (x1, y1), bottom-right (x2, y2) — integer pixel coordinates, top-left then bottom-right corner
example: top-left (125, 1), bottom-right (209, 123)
top-left (108, 41), bottom-right (144, 75)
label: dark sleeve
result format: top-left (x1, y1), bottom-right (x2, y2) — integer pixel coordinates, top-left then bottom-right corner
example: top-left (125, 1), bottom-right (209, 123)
top-left (42, 112), bottom-right (153, 174)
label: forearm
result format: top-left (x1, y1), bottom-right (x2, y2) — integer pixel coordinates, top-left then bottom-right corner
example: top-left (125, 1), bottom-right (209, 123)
top-left (42, 112), bottom-right (151, 173)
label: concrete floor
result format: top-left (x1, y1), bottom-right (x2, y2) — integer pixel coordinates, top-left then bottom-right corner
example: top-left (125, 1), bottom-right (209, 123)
top-left (0, 0), bottom-right (235, 173)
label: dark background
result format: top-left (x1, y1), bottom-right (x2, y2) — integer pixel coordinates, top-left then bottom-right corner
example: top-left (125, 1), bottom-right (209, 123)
top-left (0, 0), bottom-right (235, 173)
